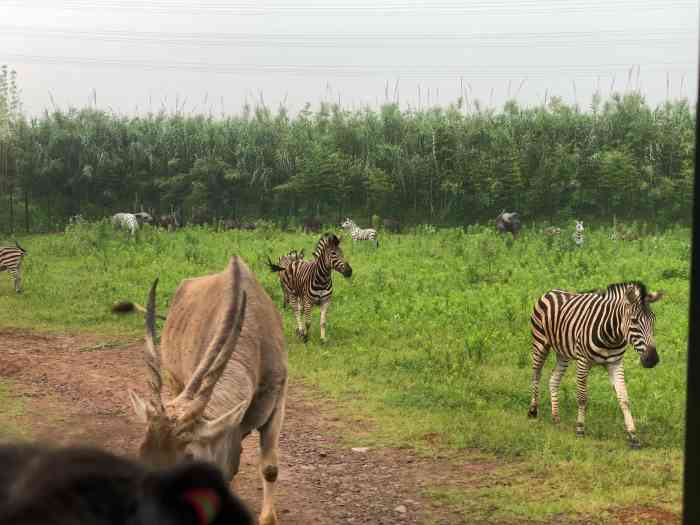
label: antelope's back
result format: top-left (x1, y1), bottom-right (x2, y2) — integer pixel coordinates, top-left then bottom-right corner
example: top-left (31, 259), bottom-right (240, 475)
top-left (160, 257), bottom-right (286, 393)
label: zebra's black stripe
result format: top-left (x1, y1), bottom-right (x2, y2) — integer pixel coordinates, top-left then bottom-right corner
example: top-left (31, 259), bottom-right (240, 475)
top-left (527, 281), bottom-right (662, 448)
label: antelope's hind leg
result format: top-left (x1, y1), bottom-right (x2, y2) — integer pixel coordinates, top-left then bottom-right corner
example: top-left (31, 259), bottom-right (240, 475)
top-left (258, 384), bottom-right (287, 525)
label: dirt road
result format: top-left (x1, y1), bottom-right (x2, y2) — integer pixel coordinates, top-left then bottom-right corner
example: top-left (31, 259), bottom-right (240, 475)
top-left (0, 328), bottom-right (680, 524)
top-left (0, 328), bottom-right (476, 524)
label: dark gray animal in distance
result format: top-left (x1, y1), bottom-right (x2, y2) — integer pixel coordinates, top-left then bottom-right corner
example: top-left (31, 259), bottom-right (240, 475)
top-left (495, 210), bottom-right (522, 238)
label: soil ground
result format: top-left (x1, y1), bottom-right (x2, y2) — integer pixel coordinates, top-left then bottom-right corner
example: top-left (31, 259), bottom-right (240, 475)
top-left (0, 328), bottom-right (680, 524)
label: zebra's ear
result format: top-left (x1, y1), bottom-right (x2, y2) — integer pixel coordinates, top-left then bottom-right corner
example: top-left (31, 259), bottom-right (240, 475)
top-left (645, 291), bottom-right (664, 304)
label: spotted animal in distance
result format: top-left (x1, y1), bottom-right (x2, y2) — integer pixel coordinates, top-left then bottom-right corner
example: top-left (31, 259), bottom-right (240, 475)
top-left (111, 212), bottom-right (139, 235)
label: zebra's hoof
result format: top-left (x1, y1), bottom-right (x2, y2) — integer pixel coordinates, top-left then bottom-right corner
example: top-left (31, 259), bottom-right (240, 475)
top-left (629, 436), bottom-right (641, 449)
top-left (527, 407), bottom-right (538, 418)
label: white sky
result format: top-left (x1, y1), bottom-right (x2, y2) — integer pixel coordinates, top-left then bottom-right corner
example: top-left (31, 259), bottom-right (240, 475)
top-left (0, 0), bottom-right (698, 117)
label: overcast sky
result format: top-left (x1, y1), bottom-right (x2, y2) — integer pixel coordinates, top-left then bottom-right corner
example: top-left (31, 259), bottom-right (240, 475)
top-left (1, 0), bottom-right (698, 117)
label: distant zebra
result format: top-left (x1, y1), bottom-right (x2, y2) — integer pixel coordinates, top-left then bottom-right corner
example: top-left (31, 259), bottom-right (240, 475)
top-left (543, 227), bottom-right (561, 236)
top-left (0, 240), bottom-right (27, 293)
top-left (267, 234), bottom-right (352, 342)
top-left (528, 281), bottom-right (663, 448)
top-left (573, 220), bottom-right (584, 246)
top-left (341, 218), bottom-right (378, 248)
top-left (273, 248), bottom-right (305, 309)
top-left (111, 213), bottom-right (139, 235)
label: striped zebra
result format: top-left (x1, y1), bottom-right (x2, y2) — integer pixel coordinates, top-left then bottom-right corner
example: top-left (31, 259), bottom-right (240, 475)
top-left (528, 281), bottom-right (663, 448)
top-left (273, 248), bottom-right (305, 309)
top-left (573, 220), bottom-right (584, 246)
top-left (0, 240), bottom-right (27, 293)
top-left (341, 218), bottom-right (378, 248)
top-left (267, 234), bottom-right (352, 342)
top-left (111, 213), bottom-right (139, 235)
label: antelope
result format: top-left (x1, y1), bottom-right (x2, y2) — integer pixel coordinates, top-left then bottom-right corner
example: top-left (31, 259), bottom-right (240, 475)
top-left (127, 256), bottom-right (287, 525)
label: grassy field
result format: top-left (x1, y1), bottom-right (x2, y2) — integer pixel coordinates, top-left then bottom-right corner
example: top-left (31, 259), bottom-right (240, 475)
top-left (0, 221), bottom-right (689, 522)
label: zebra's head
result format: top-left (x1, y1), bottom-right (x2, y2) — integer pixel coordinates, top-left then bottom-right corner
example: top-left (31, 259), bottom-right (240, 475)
top-left (575, 220), bottom-right (584, 233)
top-left (341, 218), bottom-right (356, 231)
top-left (623, 282), bottom-right (663, 368)
top-left (315, 233), bottom-right (352, 278)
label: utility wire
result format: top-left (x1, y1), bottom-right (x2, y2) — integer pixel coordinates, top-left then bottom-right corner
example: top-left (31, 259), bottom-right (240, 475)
top-left (1, 53), bottom-right (692, 80)
top-left (2, 0), bottom-right (696, 16)
top-left (0, 25), bottom-right (695, 49)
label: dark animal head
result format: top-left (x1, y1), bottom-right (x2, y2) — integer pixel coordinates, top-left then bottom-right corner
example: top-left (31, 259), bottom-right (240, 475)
top-left (622, 282), bottom-right (664, 368)
top-left (315, 233), bottom-right (352, 278)
top-left (0, 443), bottom-right (253, 525)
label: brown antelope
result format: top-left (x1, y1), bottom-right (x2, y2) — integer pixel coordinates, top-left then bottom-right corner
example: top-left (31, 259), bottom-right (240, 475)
top-left (127, 256), bottom-right (287, 525)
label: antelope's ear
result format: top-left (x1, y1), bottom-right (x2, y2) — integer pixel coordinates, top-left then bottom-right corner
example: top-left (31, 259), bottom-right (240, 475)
top-left (199, 400), bottom-right (247, 441)
top-left (645, 291), bottom-right (664, 304)
top-left (129, 389), bottom-right (156, 423)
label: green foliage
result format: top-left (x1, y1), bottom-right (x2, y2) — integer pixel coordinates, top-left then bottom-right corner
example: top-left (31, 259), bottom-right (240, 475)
top-left (0, 90), bottom-right (696, 234)
top-left (0, 223), bottom-right (689, 520)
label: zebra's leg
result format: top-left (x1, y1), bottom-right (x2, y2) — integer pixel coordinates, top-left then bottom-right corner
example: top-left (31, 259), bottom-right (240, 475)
top-left (291, 297), bottom-right (306, 340)
top-left (528, 342), bottom-right (550, 418)
top-left (12, 266), bottom-right (21, 294)
top-left (319, 301), bottom-right (330, 343)
top-left (607, 361), bottom-right (640, 449)
top-left (302, 300), bottom-right (312, 343)
top-left (548, 356), bottom-right (570, 424)
top-left (574, 357), bottom-right (592, 437)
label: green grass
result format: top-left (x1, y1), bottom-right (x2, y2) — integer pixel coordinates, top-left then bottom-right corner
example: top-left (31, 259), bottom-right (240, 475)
top-left (0, 221), bottom-right (689, 522)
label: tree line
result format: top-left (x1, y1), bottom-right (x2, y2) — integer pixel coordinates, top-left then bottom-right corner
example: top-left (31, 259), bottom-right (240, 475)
top-left (0, 74), bottom-right (695, 233)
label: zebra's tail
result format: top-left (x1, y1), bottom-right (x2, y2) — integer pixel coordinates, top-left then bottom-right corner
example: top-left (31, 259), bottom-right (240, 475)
top-left (267, 256), bottom-right (284, 273)
top-left (112, 300), bottom-right (167, 321)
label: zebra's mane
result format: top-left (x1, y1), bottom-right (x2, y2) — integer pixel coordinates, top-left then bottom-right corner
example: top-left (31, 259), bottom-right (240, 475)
top-left (313, 233), bottom-right (339, 259)
top-left (581, 281), bottom-right (650, 308)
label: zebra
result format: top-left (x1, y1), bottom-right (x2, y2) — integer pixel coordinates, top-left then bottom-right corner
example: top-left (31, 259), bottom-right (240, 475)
top-left (267, 233), bottom-right (352, 342)
top-left (111, 213), bottom-right (139, 235)
top-left (341, 218), bottom-right (379, 248)
top-left (272, 248), bottom-right (305, 309)
top-left (527, 281), bottom-right (663, 448)
top-left (543, 226), bottom-right (561, 236)
top-left (0, 240), bottom-right (27, 293)
top-left (573, 220), bottom-right (584, 246)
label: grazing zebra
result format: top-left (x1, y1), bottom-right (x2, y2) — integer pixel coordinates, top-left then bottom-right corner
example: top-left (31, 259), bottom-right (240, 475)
top-left (267, 234), bottom-right (352, 342)
top-left (111, 212), bottom-right (139, 235)
top-left (543, 226), bottom-right (561, 236)
top-left (0, 240), bottom-right (27, 293)
top-left (341, 218), bottom-right (379, 248)
top-left (273, 248), bottom-right (305, 309)
top-left (528, 281), bottom-right (663, 448)
top-left (573, 220), bottom-right (584, 246)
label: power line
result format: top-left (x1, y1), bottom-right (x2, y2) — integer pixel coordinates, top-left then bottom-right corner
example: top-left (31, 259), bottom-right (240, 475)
top-left (2, 0), bottom-right (696, 16)
top-left (0, 25), bottom-right (695, 49)
top-left (1, 53), bottom-right (693, 80)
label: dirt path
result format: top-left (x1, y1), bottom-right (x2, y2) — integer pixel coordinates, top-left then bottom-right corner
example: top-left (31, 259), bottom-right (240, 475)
top-left (0, 328), bottom-right (477, 525)
top-left (0, 328), bottom-right (680, 525)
